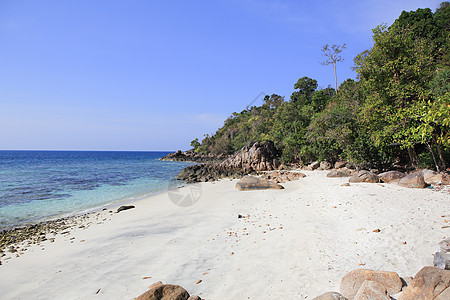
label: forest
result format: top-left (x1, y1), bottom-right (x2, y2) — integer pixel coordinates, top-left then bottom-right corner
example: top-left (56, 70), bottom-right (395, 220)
top-left (190, 3), bottom-right (450, 172)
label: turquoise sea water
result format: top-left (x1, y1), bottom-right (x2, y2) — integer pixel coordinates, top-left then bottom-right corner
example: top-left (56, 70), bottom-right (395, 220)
top-left (0, 151), bottom-right (192, 231)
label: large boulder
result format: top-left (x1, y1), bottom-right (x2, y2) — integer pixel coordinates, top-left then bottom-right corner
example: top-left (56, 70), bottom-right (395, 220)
top-left (399, 266), bottom-right (450, 300)
top-left (434, 238), bottom-right (450, 270)
top-left (327, 170), bottom-right (351, 178)
top-left (354, 280), bottom-right (390, 300)
top-left (135, 281), bottom-right (191, 300)
top-left (219, 141), bottom-right (280, 172)
top-left (236, 175), bottom-right (284, 191)
top-left (398, 172), bottom-right (426, 188)
top-left (320, 161), bottom-right (332, 170)
top-left (421, 169), bottom-right (444, 185)
top-left (334, 161), bottom-right (347, 169)
top-left (348, 170), bottom-right (379, 183)
top-left (340, 269), bottom-right (402, 299)
top-left (312, 292), bottom-right (347, 300)
top-left (308, 161), bottom-right (320, 170)
top-left (378, 171), bottom-right (405, 183)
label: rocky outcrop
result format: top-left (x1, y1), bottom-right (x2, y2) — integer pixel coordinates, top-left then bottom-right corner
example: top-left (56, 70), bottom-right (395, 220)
top-left (434, 238), bottom-right (450, 270)
top-left (340, 269), bottom-right (402, 299)
top-left (219, 141), bottom-right (281, 172)
top-left (399, 266), bottom-right (450, 300)
top-left (327, 170), bottom-right (351, 178)
top-left (398, 172), bottom-right (426, 188)
top-left (135, 281), bottom-right (195, 300)
top-left (348, 170), bottom-right (379, 183)
top-left (176, 164), bottom-right (246, 183)
top-left (378, 170), bottom-right (406, 183)
top-left (160, 149), bottom-right (226, 163)
top-left (235, 175), bottom-right (284, 191)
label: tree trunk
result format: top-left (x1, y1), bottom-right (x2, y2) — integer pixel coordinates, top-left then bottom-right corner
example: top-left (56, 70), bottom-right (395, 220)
top-left (426, 141), bottom-right (440, 172)
top-left (433, 134), bottom-right (447, 171)
top-left (407, 146), bottom-right (418, 169)
top-left (333, 63), bottom-right (338, 94)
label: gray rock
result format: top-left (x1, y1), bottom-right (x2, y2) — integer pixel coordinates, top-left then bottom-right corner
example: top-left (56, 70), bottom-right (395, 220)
top-left (378, 171), bottom-right (405, 183)
top-left (310, 161), bottom-right (320, 170)
top-left (116, 205), bottom-right (135, 213)
top-left (320, 161), bottom-right (332, 170)
top-left (398, 172), bottom-right (426, 188)
top-left (313, 291), bottom-right (347, 300)
top-left (236, 175), bottom-right (284, 191)
top-left (327, 170), bottom-right (351, 178)
top-left (348, 170), bottom-right (379, 183)
top-left (334, 161), bottom-right (347, 169)
top-left (421, 169), bottom-right (443, 184)
top-left (434, 238), bottom-right (450, 270)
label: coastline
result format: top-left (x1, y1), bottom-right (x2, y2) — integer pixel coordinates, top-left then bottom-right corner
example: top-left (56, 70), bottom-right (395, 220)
top-left (0, 170), bottom-right (449, 299)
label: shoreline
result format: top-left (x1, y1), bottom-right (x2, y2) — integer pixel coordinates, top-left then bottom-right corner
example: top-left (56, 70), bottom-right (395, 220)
top-left (0, 170), bottom-right (449, 299)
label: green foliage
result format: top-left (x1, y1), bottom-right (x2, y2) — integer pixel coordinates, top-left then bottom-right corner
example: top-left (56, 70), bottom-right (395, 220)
top-left (190, 138), bottom-right (200, 150)
top-left (190, 3), bottom-right (450, 170)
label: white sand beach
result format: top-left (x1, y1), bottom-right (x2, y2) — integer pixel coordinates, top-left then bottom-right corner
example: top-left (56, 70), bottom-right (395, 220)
top-left (0, 170), bottom-right (448, 299)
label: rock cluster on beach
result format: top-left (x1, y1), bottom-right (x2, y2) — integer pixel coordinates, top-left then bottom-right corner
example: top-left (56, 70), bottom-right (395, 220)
top-left (313, 264), bottom-right (450, 299)
top-left (304, 158), bottom-right (448, 190)
top-left (174, 142), bottom-right (283, 183)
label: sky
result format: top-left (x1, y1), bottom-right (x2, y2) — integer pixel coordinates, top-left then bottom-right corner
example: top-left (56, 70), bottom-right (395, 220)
top-left (0, 0), bottom-right (443, 151)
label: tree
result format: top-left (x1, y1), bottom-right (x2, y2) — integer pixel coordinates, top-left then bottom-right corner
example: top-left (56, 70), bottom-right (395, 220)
top-left (190, 138), bottom-right (200, 150)
top-left (321, 44), bottom-right (347, 93)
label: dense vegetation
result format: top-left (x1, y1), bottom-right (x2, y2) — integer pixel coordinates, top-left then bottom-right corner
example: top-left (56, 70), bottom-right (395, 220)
top-left (192, 3), bottom-right (450, 171)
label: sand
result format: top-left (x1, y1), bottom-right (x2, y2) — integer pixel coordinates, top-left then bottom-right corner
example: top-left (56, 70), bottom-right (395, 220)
top-left (0, 170), bottom-right (448, 299)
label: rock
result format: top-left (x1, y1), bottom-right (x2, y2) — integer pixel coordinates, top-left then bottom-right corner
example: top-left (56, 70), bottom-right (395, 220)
top-left (309, 161), bottom-right (320, 170)
top-left (334, 161), bottom-right (347, 169)
top-left (348, 170), bottom-right (379, 183)
top-left (160, 149), bottom-right (226, 163)
top-left (340, 269), bottom-right (402, 299)
top-left (135, 281), bottom-right (190, 300)
top-left (399, 266), bottom-right (450, 300)
top-left (312, 291), bottom-right (347, 299)
top-left (421, 169), bottom-right (444, 184)
top-left (327, 170), bottom-right (351, 178)
top-left (219, 141), bottom-right (281, 172)
top-left (187, 296), bottom-right (201, 300)
top-left (176, 164), bottom-right (246, 183)
top-left (398, 172), bottom-right (426, 188)
top-left (434, 238), bottom-right (450, 270)
top-left (117, 205), bottom-right (135, 213)
top-left (354, 280), bottom-right (390, 300)
top-left (236, 176), bottom-right (284, 191)
top-left (378, 171), bottom-right (406, 183)
top-left (320, 161), bottom-right (332, 170)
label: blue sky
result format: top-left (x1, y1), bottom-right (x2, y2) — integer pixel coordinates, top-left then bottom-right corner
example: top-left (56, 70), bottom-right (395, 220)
top-left (0, 0), bottom-right (442, 151)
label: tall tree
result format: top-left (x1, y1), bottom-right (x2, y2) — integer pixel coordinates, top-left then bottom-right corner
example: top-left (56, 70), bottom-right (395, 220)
top-left (321, 44), bottom-right (347, 93)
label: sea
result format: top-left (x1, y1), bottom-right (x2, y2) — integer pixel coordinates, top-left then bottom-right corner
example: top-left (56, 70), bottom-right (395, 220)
top-left (0, 151), bottom-right (193, 231)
